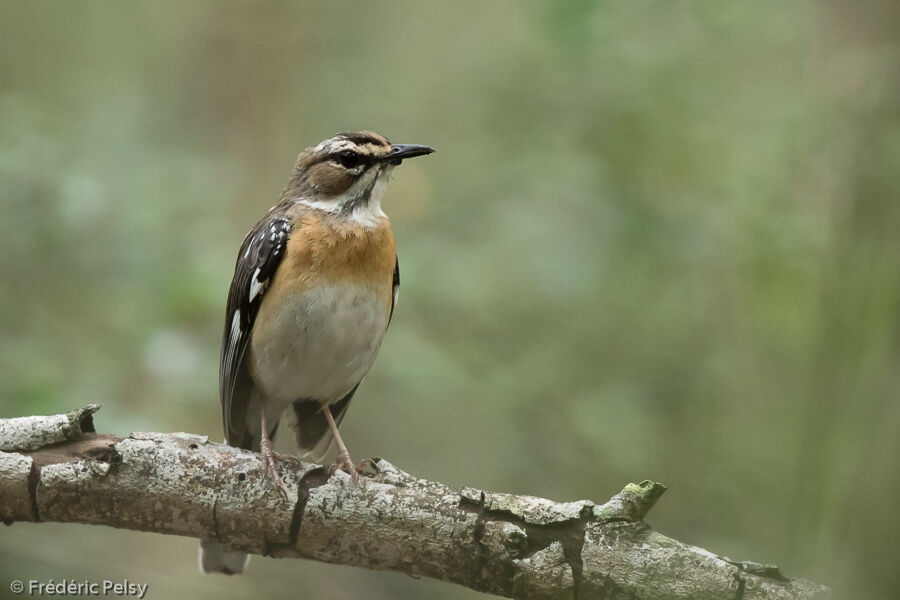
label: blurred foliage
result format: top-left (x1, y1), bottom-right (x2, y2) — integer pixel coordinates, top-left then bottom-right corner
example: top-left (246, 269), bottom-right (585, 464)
top-left (1, 2), bottom-right (898, 599)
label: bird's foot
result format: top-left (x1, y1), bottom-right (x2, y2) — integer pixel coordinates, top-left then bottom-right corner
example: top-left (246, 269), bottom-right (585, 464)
top-left (328, 451), bottom-right (361, 484)
top-left (356, 457), bottom-right (380, 475)
top-left (260, 437), bottom-right (289, 499)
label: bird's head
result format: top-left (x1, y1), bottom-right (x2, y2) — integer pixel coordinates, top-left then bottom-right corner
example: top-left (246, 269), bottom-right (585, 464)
top-left (288, 131), bottom-right (433, 225)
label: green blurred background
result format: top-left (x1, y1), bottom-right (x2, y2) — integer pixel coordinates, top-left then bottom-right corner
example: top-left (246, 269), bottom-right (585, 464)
top-left (1, 2), bottom-right (898, 598)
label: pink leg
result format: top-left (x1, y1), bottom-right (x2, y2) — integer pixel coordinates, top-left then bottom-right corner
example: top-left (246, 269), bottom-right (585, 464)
top-left (259, 404), bottom-right (287, 497)
top-left (322, 404), bottom-right (359, 483)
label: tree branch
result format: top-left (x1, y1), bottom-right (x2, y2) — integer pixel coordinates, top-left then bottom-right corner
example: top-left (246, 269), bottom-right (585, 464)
top-left (0, 406), bottom-right (829, 599)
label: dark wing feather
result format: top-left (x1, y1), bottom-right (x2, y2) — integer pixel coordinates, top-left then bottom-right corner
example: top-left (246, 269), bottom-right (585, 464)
top-left (219, 216), bottom-right (292, 448)
top-left (389, 256), bottom-right (399, 324)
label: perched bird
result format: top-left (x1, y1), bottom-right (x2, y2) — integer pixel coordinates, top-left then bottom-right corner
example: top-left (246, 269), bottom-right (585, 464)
top-left (200, 131), bottom-right (433, 574)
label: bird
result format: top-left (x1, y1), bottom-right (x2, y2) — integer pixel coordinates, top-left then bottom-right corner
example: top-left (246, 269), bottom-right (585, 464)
top-left (200, 131), bottom-right (433, 574)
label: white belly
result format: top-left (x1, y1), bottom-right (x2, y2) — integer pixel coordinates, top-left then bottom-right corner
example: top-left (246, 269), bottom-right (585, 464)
top-left (250, 281), bottom-right (389, 404)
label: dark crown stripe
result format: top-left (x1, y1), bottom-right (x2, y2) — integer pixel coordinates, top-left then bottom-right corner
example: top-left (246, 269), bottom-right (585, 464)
top-left (337, 132), bottom-right (390, 146)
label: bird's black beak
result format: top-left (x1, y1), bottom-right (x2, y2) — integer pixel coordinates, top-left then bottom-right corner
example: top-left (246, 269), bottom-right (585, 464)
top-left (382, 144), bottom-right (435, 165)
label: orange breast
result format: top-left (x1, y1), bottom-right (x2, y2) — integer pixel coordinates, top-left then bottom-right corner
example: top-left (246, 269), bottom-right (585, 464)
top-left (263, 212), bottom-right (396, 314)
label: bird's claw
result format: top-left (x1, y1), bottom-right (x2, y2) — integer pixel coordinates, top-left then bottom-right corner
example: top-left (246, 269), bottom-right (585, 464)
top-left (260, 441), bottom-right (289, 499)
top-left (329, 451), bottom-right (360, 484)
top-left (356, 457), bottom-right (380, 475)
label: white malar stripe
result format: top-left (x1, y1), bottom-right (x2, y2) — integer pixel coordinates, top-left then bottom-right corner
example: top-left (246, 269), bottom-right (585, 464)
top-left (248, 268), bottom-right (264, 302)
top-left (296, 167), bottom-right (392, 229)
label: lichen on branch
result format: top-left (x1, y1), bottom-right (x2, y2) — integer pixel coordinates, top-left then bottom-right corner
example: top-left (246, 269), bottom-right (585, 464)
top-left (0, 406), bottom-right (829, 600)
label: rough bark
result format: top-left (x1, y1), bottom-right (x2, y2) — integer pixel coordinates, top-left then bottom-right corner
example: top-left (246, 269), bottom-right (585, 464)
top-left (0, 406), bottom-right (829, 599)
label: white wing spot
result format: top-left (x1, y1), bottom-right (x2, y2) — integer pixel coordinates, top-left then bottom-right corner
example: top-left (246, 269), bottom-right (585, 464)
top-left (230, 310), bottom-right (241, 340)
top-left (248, 268), bottom-right (264, 303)
top-left (224, 309), bottom-right (241, 379)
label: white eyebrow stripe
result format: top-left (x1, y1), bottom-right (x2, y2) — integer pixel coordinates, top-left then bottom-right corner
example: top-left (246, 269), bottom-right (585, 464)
top-left (315, 139), bottom-right (358, 153)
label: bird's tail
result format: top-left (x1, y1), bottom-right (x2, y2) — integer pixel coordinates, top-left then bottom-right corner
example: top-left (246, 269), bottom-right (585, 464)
top-left (199, 538), bottom-right (250, 575)
top-left (199, 421), bottom-right (272, 575)
top-left (292, 387), bottom-right (357, 460)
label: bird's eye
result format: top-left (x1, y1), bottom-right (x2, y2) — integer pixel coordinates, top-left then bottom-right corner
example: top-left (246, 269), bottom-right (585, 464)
top-left (334, 150), bottom-right (362, 169)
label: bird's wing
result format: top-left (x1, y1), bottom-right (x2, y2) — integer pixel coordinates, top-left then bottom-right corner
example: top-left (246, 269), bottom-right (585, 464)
top-left (219, 215), bottom-right (292, 448)
top-left (389, 255), bottom-right (399, 324)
